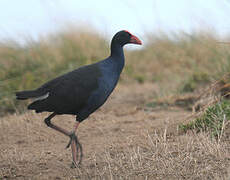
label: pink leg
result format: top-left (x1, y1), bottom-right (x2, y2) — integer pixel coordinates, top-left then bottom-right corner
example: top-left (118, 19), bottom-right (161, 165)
top-left (44, 113), bottom-right (83, 166)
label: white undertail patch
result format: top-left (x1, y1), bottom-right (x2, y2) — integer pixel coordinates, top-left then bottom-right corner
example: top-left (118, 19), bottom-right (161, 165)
top-left (33, 92), bottom-right (49, 102)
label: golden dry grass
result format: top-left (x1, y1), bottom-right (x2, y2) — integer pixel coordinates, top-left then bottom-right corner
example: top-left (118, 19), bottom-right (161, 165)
top-left (0, 83), bottom-right (229, 179)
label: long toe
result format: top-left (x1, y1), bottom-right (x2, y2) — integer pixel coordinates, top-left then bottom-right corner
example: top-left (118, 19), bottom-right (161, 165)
top-left (69, 133), bottom-right (83, 167)
top-left (66, 132), bottom-right (76, 149)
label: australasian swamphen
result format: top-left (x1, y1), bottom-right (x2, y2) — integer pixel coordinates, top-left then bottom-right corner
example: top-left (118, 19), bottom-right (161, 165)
top-left (16, 30), bottom-right (142, 167)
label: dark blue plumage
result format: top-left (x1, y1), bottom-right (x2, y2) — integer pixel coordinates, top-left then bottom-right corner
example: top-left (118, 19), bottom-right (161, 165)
top-left (16, 30), bottom-right (142, 166)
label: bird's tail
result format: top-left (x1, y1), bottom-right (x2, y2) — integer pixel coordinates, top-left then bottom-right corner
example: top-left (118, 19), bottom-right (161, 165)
top-left (15, 89), bottom-right (47, 100)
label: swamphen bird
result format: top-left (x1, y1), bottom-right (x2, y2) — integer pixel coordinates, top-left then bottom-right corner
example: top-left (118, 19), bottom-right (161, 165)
top-left (16, 30), bottom-right (142, 167)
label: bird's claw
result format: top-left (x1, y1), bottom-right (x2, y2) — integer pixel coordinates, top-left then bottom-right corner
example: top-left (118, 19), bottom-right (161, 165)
top-left (66, 132), bottom-right (83, 167)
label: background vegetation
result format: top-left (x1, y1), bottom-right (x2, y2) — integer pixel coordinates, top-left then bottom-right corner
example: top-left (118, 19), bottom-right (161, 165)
top-left (0, 28), bottom-right (230, 179)
top-left (1, 28), bottom-right (230, 115)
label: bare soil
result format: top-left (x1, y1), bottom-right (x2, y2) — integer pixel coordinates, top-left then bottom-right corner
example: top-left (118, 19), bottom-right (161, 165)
top-left (0, 83), bottom-right (229, 179)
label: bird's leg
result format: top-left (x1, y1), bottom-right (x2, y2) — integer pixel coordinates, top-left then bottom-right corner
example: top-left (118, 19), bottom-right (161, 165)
top-left (65, 121), bottom-right (83, 167)
top-left (44, 113), bottom-right (83, 167)
top-left (44, 113), bottom-right (71, 136)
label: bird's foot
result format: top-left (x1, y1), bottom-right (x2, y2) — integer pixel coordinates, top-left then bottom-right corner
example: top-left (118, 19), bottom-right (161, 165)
top-left (66, 132), bottom-right (83, 167)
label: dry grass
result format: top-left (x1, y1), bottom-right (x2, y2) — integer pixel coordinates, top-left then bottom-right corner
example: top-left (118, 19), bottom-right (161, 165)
top-left (125, 31), bottom-right (230, 93)
top-left (0, 117), bottom-right (229, 179)
top-left (69, 131), bottom-right (230, 179)
top-left (0, 83), bottom-right (229, 179)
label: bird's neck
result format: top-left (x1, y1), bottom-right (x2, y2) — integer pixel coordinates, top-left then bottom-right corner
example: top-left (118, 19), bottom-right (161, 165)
top-left (110, 42), bottom-right (125, 73)
top-left (110, 41), bottom-right (124, 57)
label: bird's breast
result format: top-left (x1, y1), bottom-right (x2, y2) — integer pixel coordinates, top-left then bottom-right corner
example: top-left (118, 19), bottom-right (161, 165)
top-left (77, 61), bottom-right (122, 118)
top-left (84, 70), bottom-right (119, 111)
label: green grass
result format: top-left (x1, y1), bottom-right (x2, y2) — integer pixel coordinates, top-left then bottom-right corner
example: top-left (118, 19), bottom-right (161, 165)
top-left (179, 99), bottom-right (230, 137)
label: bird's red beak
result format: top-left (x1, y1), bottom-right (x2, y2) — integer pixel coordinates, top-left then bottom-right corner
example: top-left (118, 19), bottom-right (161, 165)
top-left (130, 35), bottom-right (142, 45)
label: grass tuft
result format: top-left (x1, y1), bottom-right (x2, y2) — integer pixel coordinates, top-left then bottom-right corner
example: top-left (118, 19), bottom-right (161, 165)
top-left (179, 99), bottom-right (230, 138)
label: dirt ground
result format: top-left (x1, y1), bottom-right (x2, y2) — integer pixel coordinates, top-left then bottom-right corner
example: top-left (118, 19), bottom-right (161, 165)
top-left (0, 83), bottom-right (229, 179)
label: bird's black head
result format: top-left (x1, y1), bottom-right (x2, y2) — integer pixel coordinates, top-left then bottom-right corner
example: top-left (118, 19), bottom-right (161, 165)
top-left (112, 30), bottom-right (142, 47)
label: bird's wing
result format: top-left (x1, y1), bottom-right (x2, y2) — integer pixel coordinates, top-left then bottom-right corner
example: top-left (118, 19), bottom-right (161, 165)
top-left (28, 63), bottom-right (102, 114)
